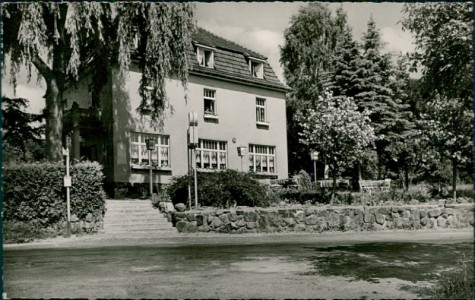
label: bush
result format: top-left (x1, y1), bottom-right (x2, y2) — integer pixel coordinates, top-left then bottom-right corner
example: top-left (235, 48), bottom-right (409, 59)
top-left (278, 188), bottom-right (332, 205)
top-left (167, 170), bottom-right (272, 208)
top-left (433, 256), bottom-right (473, 298)
top-left (297, 170), bottom-right (312, 191)
top-left (4, 161), bottom-right (106, 229)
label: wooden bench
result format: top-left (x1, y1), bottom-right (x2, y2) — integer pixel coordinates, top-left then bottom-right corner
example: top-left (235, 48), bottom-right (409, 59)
top-left (359, 179), bottom-right (391, 194)
top-left (316, 179), bottom-right (350, 190)
top-left (270, 178), bottom-right (299, 190)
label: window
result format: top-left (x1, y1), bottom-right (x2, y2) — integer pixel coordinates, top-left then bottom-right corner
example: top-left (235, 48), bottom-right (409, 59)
top-left (204, 89), bottom-right (217, 116)
top-left (256, 97), bottom-right (267, 124)
top-left (249, 144), bottom-right (276, 173)
top-left (196, 139), bottom-right (227, 170)
top-left (130, 132), bottom-right (170, 168)
top-left (197, 47), bottom-right (214, 68)
top-left (250, 61), bottom-right (263, 78)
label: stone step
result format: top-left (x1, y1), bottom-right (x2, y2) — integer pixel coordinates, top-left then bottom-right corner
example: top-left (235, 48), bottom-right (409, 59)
top-left (106, 205), bottom-right (156, 210)
top-left (103, 225), bottom-right (176, 231)
top-left (99, 231), bottom-right (178, 238)
top-left (103, 199), bottom-right (176, 235)
top-left (104, 210), bottom-right (161, 216)
top-left (103, 216), bottom-right (169, 222)
top-left (104, 220), bottom-right (170, 226)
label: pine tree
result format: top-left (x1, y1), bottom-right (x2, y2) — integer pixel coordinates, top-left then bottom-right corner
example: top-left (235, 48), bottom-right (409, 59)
top-left (331, 23), bottom-right (360, 100)
top-left (353, 17), bottom-right (399, 179)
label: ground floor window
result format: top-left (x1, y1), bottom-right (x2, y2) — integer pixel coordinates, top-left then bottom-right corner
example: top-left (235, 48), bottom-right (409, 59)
top-left (196, 139), bottom-right (227, 170)
top-left (130, 132), bottom-right (170, 167)
top-left (249, 144), bottom-right (276, 173)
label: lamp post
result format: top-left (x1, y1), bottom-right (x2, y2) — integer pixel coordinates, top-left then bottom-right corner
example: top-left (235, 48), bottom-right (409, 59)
top-left (63, 136), bottom-right (72, 238)
top-left (188, 112), bottom-right (199, 208)
top-left (145, 138), bottom-right (156, 198)
top-left (310, 150), bottom-right (319, 183)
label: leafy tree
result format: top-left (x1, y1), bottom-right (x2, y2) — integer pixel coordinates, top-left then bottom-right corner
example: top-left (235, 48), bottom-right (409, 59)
top-left (3, 3), bottom-right (195, 161)
top-left (2, 97), bottom-right (45, 163)
top-left (280, 3), bottom-right (343, 108)
top-left (297, 91), bottom-right (376, 199)
top-left (280, 3), bottom-right (347, 175)
top-left (402, 3), bottom-right (472, 198)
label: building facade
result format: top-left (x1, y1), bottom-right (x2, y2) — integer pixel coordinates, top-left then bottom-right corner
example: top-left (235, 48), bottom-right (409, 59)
top-left (63, 28), bottom-right (289, 196)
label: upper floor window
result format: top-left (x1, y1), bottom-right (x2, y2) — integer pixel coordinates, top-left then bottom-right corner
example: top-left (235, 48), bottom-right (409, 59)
top-left (130, 132), bottom-right (170, 168)
top-left (250, 60), bottom-right (264, 78)
top-left (256, 97), bottom-right (268, 124)
top-left (197, 47), bottom-right (214, 68)
top-left (249, 144), bottom-right (276, 173)
top-left (204, 89), bottom-right (217, 116)
top-left (196, 139), bottom-right (227, 170)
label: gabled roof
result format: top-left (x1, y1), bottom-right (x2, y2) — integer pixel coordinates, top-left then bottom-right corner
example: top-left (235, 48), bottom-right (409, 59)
top-left (188, 27), bottom-right (288, 92)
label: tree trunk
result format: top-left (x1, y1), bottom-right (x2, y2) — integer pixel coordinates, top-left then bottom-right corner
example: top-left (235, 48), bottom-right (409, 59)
top-left (44, 78), bottom-right (64, 162)
top-left (330, 165), bottom-right (337, 204)
top-left (452, 159), bottom-right (457, 200)
top-left (377, 152), bottom-right (382, 180)
top-left (404, 165), bottom-right (409, 191)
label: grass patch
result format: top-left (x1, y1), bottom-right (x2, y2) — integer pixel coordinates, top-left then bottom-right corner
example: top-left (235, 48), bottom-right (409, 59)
top-left (3, 221), bottom-right (60, 244)
top-left (402, 256), bottom-right (473, 298)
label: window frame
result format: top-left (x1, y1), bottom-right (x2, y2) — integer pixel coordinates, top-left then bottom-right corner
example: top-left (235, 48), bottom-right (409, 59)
top-left (130, 132), bottom-right (171, 170)
top-left (248, 58), bottom-right (264, 79)
top-left (248, 144), bottom-right (276, 174)
top-left (255, 97), bottom-right (269, 126)
top-left (195, 139), bottom-right (228, 171)
top-left (203, 89), bottom-right (218, 119)
top-left (197, 46), bottom-right (215, 68)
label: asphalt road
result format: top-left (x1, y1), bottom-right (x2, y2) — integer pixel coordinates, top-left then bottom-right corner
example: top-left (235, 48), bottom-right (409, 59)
top-left (3, 229), bottom-right (473, 299)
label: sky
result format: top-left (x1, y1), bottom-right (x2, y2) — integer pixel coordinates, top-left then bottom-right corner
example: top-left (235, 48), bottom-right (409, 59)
top-left (1, 2), bottom-right (416, 114)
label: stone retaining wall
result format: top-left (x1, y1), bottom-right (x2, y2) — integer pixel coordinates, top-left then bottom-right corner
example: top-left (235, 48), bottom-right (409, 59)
top-left (170, 204), bottom-right (473, 234)
top-left (69, 211), bottom-right (104, 234)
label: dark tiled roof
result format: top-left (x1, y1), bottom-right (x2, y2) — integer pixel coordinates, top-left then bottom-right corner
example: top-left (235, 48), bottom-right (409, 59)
top-left (188, 27), bottom-right (288, 91)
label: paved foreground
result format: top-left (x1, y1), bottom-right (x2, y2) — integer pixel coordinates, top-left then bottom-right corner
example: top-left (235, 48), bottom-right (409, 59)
top-left (3, 229), bottom-right (473, 299)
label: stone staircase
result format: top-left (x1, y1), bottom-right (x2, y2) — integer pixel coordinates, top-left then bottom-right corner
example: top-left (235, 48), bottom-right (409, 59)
top-left (102, 199), bottom-right (176, 237)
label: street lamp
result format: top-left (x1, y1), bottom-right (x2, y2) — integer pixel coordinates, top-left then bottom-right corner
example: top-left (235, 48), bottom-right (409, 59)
top-left (310, 150), bottom-right (319, 183)
top-left (145, 138), bottom-right (156, 198)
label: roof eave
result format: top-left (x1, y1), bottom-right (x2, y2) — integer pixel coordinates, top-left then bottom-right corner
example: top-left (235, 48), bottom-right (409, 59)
top-left (189, 69), bottom-right (290, 93)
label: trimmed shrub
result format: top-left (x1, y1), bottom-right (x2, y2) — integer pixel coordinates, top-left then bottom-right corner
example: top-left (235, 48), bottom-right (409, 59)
top-left (167, 170), bottom-right (271, 208)
top-left (3, 161), bottom-right (106, 230)
top-left (278, 188), bottom-right (332, 205)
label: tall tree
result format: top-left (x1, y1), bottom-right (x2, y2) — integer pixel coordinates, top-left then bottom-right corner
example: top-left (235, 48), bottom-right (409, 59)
top-left (3, 3), bottom-right (195, 161)
top-left (383, 56), bottom-right (419, 189)
top-left (297, 91), bottom-right (375, 199)
top-left (2, 97), bottom-right (44, 157)
top-left (353, 17), bottom-right (400, 179)
top-left (402, 3), bottom-right (472, 198)
top-left (280, 3), bottom-right (347, 175)
top-left (331, 23), bottom-right (360, 100)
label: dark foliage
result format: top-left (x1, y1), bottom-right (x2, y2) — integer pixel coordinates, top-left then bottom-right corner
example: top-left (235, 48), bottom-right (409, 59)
top-left (3, 161), bottom-right (106, 227)
top-left (167, 170), bottom-right (272, 208)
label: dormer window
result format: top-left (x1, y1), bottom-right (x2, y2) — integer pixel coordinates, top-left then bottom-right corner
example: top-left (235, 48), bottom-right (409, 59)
top-left (197, 46), bottom-right (214, 68)
top-left (249, 60), bottom-right (264, 79)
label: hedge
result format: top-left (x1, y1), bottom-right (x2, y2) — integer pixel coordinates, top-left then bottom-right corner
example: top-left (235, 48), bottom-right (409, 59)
top-left (3, 161), bottom-right (106, 229)
top-left (167, 170), bottom-right (275, 208)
